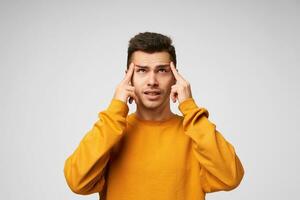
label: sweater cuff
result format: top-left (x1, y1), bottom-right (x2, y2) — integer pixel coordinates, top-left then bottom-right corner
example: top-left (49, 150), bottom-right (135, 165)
top-left (178, 98), bottom-right (209, 117)
top-left (105, 98), bottom-right (129, 117)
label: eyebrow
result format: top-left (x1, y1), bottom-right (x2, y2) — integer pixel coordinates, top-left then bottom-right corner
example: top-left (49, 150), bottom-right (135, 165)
top-left (135, 64), bottom-right (170, 69)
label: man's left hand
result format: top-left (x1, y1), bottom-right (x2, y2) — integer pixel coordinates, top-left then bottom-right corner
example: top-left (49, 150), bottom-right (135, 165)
top-left (170, 61), bottom-right (193, 103)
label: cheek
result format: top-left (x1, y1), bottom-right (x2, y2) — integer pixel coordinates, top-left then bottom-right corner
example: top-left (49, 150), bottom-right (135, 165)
top-left (162, 72), bottom-right (174, 80)
top-left (132, 78), bottom-right (143, 92)
top-left (132, 73), bottom-right (147, 84)
top-left (165, 75), bottom-right (176, 85)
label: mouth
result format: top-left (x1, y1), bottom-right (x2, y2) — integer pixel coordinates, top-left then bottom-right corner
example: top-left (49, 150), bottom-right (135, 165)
top-left (144, 92), bottom-right (161, 95)
top-left (143, 91), bottom-right (161, 99)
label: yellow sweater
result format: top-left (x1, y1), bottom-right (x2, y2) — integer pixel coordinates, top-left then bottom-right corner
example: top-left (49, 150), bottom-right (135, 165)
top-left (64, 98), bottom-right (244, 200)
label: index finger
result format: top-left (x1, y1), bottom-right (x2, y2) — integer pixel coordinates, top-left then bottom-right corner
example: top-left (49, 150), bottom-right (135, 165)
top-left (170, 61), bottom-right (182, 81)
top-left (123, 62), bottom-right (135, 83)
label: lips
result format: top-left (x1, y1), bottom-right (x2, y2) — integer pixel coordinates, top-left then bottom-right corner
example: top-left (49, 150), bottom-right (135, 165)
top-left (143, 90), bottom-right (161, 100)
top-left (144, 90), bottom-right (161, 95)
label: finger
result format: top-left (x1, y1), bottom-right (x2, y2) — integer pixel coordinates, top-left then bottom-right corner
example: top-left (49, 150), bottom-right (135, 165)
top-left (170, 61), bottom-right (180, 80)
top-left (125, 85), bottom-right (135, 91)
top-left (170, 62), bottom-right (185, 82)
top-left (123, 63), bottom-right (135, 83)
top-left (126, 87), bottom-right (136, 102)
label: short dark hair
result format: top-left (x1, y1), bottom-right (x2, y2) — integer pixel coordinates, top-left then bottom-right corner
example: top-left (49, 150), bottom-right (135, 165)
top-left (126, 32), bottom-right (177, 69)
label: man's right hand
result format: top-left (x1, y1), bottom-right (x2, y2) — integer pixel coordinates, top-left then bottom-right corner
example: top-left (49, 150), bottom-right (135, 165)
top-left (113, 63), bottom-right (138, 105)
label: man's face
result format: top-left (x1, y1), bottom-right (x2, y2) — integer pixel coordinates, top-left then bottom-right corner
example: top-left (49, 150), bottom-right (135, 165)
top-left (127, 51), bottom-right (176, 109)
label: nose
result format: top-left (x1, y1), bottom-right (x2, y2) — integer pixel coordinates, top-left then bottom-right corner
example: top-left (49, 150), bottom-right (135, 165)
top-left (147, 71), bottom-right (159, 87)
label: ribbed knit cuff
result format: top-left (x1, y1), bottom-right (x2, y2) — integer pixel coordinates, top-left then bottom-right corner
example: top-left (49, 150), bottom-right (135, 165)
top-left (178, 98), bottom-right (209, 118)
top-left (106, 98), bottom-right (129, 117)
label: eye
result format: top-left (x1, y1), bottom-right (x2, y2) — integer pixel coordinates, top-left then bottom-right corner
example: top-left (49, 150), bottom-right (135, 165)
top-left (158, 69), bottom-right (167, 73)
top-left (137, 69), bottom-right (146, 73)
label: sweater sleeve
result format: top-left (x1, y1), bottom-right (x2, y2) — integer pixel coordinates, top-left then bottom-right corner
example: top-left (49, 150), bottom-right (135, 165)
top-left (63, 99), bottom-right (129, 195)
top-left (178, 98), bottom-right (244, 193)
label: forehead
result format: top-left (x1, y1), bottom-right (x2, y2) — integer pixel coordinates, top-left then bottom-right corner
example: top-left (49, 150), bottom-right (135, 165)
top-left (132, 51), bottom-right (171, 67)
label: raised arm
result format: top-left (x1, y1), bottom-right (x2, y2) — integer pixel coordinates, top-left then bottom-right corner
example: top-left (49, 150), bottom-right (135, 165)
top-left (63, 99), bottom-right (129, 195)
top-left (178, 98), bottom-right (245, 193)
top-left (64, 63), bottom-right (138, 195)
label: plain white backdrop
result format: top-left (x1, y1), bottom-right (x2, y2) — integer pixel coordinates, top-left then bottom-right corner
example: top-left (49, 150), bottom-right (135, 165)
top-left (0, 0), bottom-right (299, 199)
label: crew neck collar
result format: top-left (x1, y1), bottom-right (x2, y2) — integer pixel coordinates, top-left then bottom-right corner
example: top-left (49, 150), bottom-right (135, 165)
top-left (130, 112), bottom-right (179, 125)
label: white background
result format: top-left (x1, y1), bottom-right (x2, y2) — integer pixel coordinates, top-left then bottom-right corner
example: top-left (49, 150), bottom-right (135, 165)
top-left (0, 0), bottom-right (299, 199)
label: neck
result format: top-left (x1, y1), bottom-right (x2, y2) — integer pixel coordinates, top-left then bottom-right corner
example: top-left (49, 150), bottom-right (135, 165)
top-left (134, 99), bottom-right (175, 121)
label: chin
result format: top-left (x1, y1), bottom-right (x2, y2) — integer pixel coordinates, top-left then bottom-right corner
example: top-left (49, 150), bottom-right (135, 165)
top-left (144, 102), bottom-right (161, 109)
top-left (139, 96), bottom-right (167, 109)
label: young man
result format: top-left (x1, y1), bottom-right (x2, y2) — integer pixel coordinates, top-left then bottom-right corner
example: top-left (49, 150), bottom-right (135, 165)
top-left (64, 32), bottom-right (245, 200)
